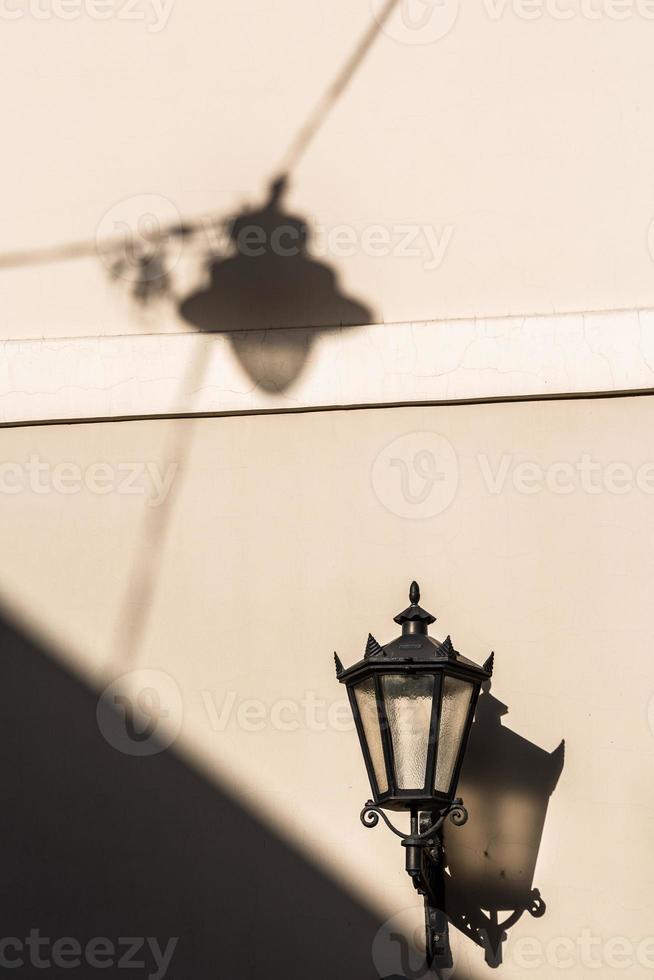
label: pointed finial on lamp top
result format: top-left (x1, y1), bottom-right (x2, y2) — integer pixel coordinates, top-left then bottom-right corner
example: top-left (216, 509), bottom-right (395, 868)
top-left (483, 651), bottom-right (495, 676)
top-left (334, 652), bottom-right (344, 678)
top-left (393, 581), bottom-right (436, 630)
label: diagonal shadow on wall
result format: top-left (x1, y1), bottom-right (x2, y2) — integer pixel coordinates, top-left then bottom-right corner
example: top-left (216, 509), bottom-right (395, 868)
top-left (0, 607), bottom-right (378, 979)
top-left (0, 605), bottom-right (469, 980)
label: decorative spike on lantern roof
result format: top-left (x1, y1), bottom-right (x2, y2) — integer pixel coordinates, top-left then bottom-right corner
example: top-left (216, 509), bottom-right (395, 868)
top-left (440, 635), bottom-right (458, 661)
top-left (364, 633), bottom-right (384, 658)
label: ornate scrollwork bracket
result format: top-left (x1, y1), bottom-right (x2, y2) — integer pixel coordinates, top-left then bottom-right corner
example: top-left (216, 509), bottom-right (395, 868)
top-left (360, 798), bottom-right (468, 841)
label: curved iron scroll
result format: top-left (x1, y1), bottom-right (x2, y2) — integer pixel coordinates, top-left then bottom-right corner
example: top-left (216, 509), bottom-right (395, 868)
top-left (360, 799), bottom-right (468, 840)
top-left (359, 802), bottom-right (407, 839)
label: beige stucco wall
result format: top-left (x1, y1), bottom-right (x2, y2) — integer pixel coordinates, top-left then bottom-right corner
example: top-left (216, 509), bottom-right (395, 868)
top-left (3, 0), bottom-right (654, 338)
top-left (4, 3), bottom-right (653, 975)
top-left (1, 397), bottom-right (653, 977)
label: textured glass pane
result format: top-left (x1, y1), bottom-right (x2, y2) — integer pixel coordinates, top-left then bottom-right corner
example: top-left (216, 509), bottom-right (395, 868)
top-left (381, 674), bottom-right (434, 790)
top-left (435, 676), bottom-right (473, 793)
top-left (354, 679), bottom-right (388, 794)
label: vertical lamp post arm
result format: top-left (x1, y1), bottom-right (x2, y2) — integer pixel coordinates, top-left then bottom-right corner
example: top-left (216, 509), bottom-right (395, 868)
top-left (360, 799), bottom-right (469, 968)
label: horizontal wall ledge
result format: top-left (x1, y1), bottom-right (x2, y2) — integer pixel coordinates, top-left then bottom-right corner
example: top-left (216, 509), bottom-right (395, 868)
top-left (2, 309), bottom-right (654, 425)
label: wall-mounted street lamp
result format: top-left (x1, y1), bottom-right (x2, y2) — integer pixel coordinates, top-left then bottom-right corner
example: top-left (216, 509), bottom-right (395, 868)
top-left (335, 582), bottom-right (493, 968)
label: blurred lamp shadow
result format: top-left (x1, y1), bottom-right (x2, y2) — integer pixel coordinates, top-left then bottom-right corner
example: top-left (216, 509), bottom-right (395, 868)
top-left (179, 176), bottom-right (373, 392)
top-left (443, 682), bottom-right (565, 968)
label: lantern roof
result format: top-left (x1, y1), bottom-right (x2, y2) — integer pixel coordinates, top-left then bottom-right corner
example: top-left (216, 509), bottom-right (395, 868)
top-left (335, 582), bottom-right (493, 681)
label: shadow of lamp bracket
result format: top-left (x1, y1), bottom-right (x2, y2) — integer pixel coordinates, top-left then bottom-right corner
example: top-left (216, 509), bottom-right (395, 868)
top-left (335, 582), bottom-right (494, 972)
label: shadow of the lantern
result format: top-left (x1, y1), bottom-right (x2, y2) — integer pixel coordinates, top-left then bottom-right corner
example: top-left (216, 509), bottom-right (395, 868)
top-left (179, 176), bottom-right (373, 392)
top-left (443, 684), bottom-right (565, 968)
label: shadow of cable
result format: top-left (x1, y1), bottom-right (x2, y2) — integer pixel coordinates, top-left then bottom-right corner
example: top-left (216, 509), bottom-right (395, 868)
top-left (443, 683), bottom-right (565, 968)
top-left (179, 176), bottom-right (373, 392)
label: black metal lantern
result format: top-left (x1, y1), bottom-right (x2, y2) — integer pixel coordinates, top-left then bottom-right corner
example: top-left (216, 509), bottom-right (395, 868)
top-left (334, 582), bottom-right (494, 968)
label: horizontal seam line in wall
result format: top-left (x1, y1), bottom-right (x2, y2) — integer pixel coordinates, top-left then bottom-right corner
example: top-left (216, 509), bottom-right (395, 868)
top-left (3, 303), bottom-right (654, 344)
top-left (1, 306), bottom-right (654, 344)
top-left (2, 387), bottom-right (654, 430)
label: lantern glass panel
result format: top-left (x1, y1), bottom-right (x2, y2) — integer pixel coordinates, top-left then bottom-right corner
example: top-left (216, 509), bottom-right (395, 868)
top-left (381, 674), bottom-right (435, 790)
top-left (354, 678), bottom-right (388, 793)
top-left (434, 675), bottom-right (473, 793)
